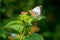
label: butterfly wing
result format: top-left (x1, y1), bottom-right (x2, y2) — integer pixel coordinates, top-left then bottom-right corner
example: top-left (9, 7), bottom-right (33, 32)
top-left (32, 6), bottom-right (41, 16)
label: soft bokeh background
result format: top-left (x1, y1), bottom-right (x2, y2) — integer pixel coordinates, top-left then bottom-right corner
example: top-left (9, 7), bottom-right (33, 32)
top-left (0, 0), bottom-right (60, 40)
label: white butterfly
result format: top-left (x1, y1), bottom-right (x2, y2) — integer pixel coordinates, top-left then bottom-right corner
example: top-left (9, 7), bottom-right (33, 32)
top-left (32, 6), bottom-right (41, 16)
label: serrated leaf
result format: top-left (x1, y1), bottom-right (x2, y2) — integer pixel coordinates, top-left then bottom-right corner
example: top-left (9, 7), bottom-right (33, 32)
top-left (25, 33), bottom-right (44, 40)
top-left (5, 21), bottom-right (24, 33)
top-left (9, 25), bottom-right (24, 33)
top-left (5, 21), bottom-right (23, 27)
top-left (37, 15), bottom-right (45, 20)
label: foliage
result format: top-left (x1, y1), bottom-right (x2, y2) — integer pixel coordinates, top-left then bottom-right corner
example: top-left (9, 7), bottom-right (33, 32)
top-left (2, 12), bottom-right (44, 40)
top-left (1, 0), bottom-right (60, 40)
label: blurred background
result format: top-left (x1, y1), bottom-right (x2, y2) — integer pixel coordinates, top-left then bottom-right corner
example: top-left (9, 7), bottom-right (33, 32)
top-left (0, 0), bottom-right (60, 40)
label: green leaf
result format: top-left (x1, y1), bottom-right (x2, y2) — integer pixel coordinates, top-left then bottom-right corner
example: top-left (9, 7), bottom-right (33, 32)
top-left (8, 25), bottom-right (24, 33)
top-left (0, 29), bottom-right (6, 38)
top-left (25, 33), bottom-right (44, 40)
top-left (37, 15), bottom-right (46, 20)
top-left (5, 21), bottom-right (23, 27)
top-left (5, 21), bottom-right (24, 33)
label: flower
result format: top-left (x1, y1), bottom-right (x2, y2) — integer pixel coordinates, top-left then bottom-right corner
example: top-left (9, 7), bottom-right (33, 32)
top-left (20, 14), bottom-right (30, 21)
top-left (21, 12), bottom-right (28, 14)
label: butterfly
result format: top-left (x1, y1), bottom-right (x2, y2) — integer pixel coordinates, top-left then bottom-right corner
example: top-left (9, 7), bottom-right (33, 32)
top-left (32, 6), bottom-right (41, 16)
top-left (29, 5), bottom-right (42, 17)
top-left (21, 5), bottom-right (42, 17)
